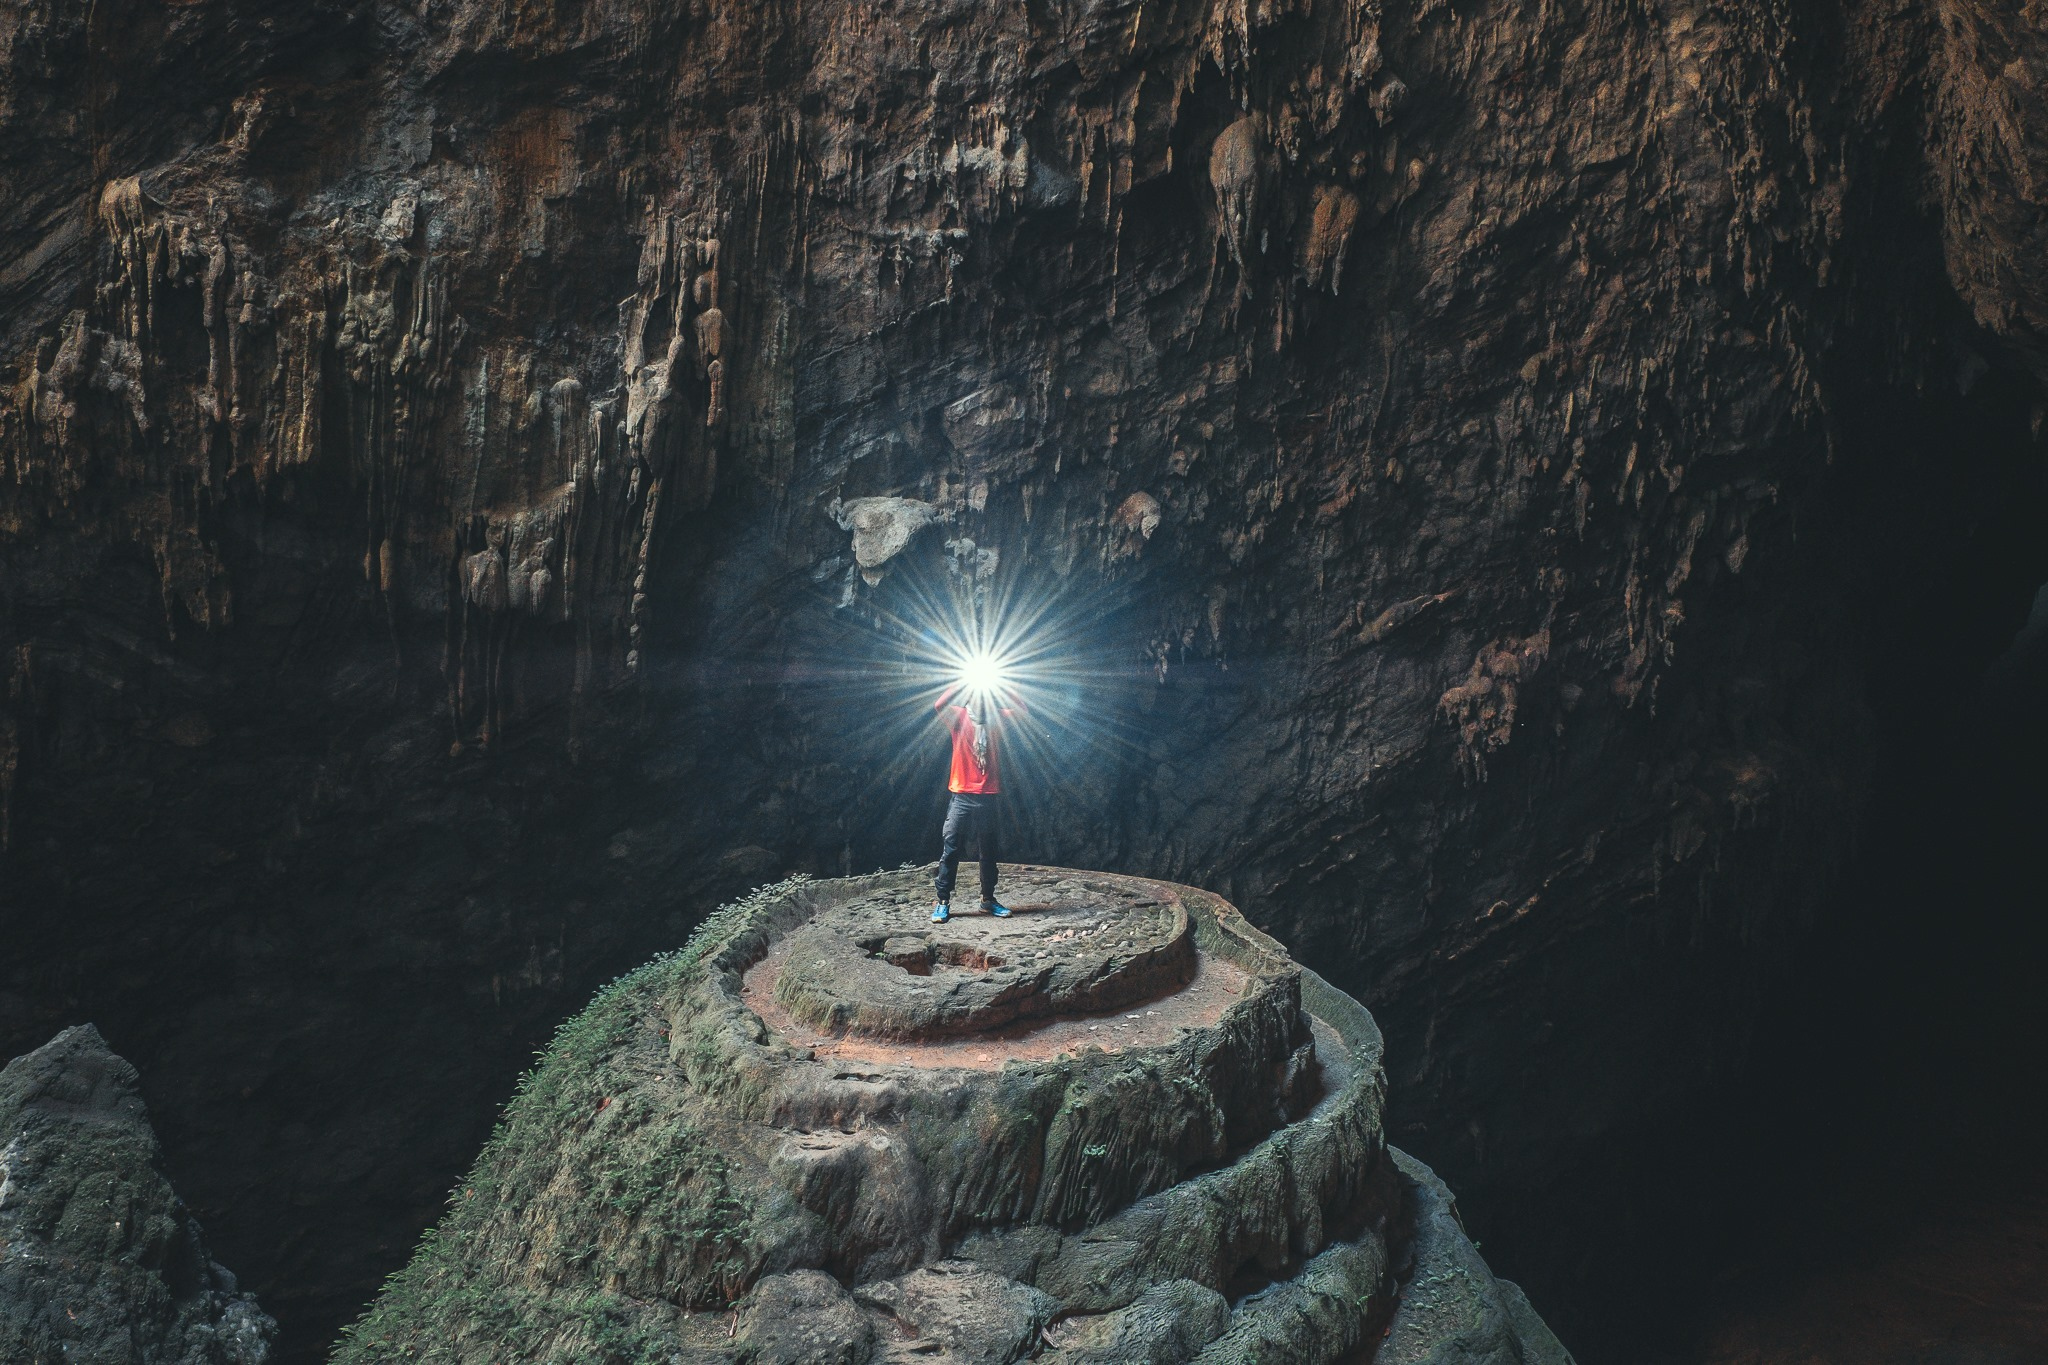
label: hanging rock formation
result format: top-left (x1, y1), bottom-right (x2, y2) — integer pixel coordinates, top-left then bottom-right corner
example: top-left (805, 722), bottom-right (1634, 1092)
top-left (0, 0), bottom-right (2045, 1352)
top-left (337, 869), bottom-right (1572, 1365)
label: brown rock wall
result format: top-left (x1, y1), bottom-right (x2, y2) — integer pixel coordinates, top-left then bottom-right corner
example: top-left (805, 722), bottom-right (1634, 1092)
top-left (0, 0), bottom-right (2042, 1353)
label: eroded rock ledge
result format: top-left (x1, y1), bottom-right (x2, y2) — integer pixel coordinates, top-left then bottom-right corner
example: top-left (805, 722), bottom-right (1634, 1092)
top-left (338, 870), bottom-right (1572, 1364)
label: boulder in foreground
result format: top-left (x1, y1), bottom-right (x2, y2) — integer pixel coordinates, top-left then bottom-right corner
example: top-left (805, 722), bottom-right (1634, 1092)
top-left (339, 869), bottom-right (1572, 1364)
top-left (0, 1025), bottom-right (275, 1365)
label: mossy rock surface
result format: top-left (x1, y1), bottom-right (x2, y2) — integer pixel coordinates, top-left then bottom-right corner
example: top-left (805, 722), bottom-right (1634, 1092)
top-left (337, 869), bottom-right (1572, 1364)
top-left (0, 1025), bottom-right (275, 1365)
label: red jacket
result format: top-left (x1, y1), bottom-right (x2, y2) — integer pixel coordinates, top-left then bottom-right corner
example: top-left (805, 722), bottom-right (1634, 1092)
top-left (936, 685), bottom-right (1020, 794)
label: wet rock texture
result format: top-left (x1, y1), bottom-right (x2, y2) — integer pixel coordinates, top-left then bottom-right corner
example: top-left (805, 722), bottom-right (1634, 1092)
top-left (337, 870), bottom-right (1572, 1364)
top-left (0, 1026), bottom-right (275, 1365)
top-left (0, 0), bottom-right (2044, 1351)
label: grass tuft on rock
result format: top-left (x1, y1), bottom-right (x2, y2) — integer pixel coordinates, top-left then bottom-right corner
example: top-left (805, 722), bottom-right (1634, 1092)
top-left (332, 879), bottom-right (809, 1364)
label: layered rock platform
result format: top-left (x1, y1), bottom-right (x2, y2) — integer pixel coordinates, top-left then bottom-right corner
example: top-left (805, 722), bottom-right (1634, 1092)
top-left (339, 870), bottom-right (1571, 1364)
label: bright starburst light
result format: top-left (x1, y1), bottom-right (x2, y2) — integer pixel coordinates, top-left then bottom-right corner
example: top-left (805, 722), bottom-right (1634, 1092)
top-left (955, 647), bottom-right (1013, 700)
top-left (763, 543), bottom-right (1161, 867)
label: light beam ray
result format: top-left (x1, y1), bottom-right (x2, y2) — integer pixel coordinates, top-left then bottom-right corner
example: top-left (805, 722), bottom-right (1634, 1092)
top-left (786, 546), bottom-right (1168, 856)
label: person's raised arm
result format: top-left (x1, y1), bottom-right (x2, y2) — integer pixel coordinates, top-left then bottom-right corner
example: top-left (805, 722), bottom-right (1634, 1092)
top-left (935, 682), bottom-right (964, 715)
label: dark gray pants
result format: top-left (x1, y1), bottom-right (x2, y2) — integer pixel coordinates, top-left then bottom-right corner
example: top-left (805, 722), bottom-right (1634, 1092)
top-left (935, 793), bottom-right (1000, 903)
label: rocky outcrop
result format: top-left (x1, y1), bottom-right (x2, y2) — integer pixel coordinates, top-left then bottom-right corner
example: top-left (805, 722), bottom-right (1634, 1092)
top-left (0, 1025), bottom-right (275, 1365)
top-left (1926, 0), bottom-right (2048, 379)
top-left (0, 0), bottom-right (2044, 1349)
top-left (337, 869), bottom-right (1569, 1364)
top-left (1380, 1149), bottom-right (1566, 1365)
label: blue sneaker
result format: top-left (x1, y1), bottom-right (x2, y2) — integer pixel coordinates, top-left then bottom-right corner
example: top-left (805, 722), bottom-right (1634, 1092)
top-left (932, 903), bottom-right (950, 923)
top-left (982, 900), bottom-right (1011, 918)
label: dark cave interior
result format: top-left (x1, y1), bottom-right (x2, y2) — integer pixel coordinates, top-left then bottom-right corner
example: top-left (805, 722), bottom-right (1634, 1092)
top-left (1469, 361), bottom-right (2048, 1361)
top-left (7, 348), bottom-right (2044, 1365)
top-left (5, 0), bottom-right (2048, 1360)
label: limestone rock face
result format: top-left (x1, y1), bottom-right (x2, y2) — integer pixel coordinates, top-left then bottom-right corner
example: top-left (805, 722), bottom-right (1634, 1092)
top-left (338, 870), bottom-right (1570, 1365)
top-left (0, 1026), bottom-right (276, 1365)
top-left (1379, 1149), bottom-right (1570, 1365)
top-left (833, 498), bottom-right (942, 585)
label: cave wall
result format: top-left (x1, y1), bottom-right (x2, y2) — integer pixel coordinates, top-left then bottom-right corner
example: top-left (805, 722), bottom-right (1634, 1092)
top-left (2, 0), bottom-right (2043, 1355)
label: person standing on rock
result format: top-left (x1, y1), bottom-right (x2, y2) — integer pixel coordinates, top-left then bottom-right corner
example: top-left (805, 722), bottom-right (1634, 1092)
top-left (931, 679), bottom-right (1020, 923)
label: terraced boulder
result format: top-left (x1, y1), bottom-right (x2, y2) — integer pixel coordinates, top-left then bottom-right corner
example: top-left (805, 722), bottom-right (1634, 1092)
top-left (337, 870), bottom-right (1573, 1364)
